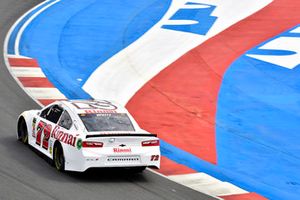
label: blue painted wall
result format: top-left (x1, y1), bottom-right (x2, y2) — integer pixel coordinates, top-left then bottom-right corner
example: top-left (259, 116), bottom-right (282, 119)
top-left (8, 0), bottom-right (57, 55)
top-left (19, 0), bottom-right (171, 99)
top-left (217, 25), bottom-right (300, 199)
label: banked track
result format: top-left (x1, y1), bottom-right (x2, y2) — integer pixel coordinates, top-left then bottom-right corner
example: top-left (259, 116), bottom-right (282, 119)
top-left (0, 1), bottom-right (215, 200)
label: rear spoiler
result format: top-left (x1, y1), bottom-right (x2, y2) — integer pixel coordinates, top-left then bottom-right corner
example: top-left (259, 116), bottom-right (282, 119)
top-left (86, 133), bottom-right (157, 139)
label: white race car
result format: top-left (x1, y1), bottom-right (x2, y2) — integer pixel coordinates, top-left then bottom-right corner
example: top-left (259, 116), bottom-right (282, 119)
top-left (17, 100), bottom-right (160, 172)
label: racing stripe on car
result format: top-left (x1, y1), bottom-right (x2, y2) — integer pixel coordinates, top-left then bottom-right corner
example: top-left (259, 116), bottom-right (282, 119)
top-left (7, 56), bottom-right (66, 105)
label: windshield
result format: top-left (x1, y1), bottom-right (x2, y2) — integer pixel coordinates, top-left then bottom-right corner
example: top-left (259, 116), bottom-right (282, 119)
top-left (79, 113), bottom-right (135, 132)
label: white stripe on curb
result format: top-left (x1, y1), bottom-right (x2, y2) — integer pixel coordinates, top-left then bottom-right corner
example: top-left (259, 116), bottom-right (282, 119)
top-left (25, 87), bottom-right (66, 99)
top-left (11, 67), bottom-right (46, 77)
top-left (169, 173), bottom-right (248, 197)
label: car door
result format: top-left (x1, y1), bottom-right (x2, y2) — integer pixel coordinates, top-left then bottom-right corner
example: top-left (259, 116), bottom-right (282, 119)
top-left (54, 109), bottom-right (77, 146)
top-left (34, 104), bottom-right (63, 155)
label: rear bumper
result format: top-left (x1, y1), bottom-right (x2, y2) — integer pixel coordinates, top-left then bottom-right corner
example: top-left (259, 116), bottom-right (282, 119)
top-left (65, 147), bottom-right (160, 172)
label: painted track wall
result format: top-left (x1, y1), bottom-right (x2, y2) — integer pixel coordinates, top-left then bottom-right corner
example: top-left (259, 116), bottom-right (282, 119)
top-left (216, 25), bottom-right (300, 199)
top-left (128, 1), bottom-right (299, 199)
top-left (0, 1), bottom-right (217, 200)
top-left (128, 1), bottom-right (300, 199)
top-left (5, 0), bottom-right (300, 199)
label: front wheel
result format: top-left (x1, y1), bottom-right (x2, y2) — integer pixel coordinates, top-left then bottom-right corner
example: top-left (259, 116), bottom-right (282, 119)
top-left (53, 143), bottom-right (65, 171)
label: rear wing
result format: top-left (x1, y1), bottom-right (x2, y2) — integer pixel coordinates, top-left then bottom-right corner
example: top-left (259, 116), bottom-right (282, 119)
top-left (86, 133), bottom-right (157, 139)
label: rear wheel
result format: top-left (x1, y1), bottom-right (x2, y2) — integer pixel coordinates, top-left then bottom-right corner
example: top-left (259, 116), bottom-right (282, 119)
top-left (54, 143), bottom-right (65, 171)
top-left (18, 119), bottom-right (28, 144)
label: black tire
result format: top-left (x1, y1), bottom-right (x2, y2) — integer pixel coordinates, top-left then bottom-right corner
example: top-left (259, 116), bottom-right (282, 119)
top-left (18, 119), bottom-right (28, 144)
top-left (53, 143), bottom-right (65, 171)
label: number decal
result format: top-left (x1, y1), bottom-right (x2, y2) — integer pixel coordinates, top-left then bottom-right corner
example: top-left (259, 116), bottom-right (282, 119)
top-left (151, 155), bottom-right (160, 161)
top-left (36, 121), bottom-right (46, 145)
top-left (36, 121), bottom-right (52, 150)
top-left (72, 100), bottom-right (117, 110)
top-left (32, 118), bottom-right (37, 137)
top-left (42, 124), bottom-right (52, 150)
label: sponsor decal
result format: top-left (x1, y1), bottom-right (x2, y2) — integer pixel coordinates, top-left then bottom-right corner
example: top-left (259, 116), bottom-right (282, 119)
top-left (51, 125), bottom-right (77, 147)
top-left (73, 101), bottom-right (118, 114)
top-left (36, 121), bottom-right (80, 150)
top-left (113, 148), bottom-right (132, 153)
top-left (72, 100), bottom-right (117, 110)
top-left (84, 109), bottom-right (117, 114)
top-left (32, 117), bottom-right (37, 137)
top-left (151, 155), bottom-right (160, 161)
top-left (76, 138), bottom-right (83, 150)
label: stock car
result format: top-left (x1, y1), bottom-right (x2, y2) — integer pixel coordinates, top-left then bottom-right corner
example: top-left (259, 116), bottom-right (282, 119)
top-left (17, 100), bottom-right (160, 172)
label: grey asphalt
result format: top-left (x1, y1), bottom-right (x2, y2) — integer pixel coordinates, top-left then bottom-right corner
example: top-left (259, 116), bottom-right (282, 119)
top-left (0, 0), bottom-right (216, 200)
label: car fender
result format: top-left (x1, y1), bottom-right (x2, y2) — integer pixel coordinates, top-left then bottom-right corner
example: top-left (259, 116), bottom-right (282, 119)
top-left (17, 110), bottom-right (39, 140)
top-left (59, 136), bottom-right (85, 169)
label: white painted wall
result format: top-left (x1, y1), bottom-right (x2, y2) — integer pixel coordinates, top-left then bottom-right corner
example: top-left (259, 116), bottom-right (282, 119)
top-left (83, 0), bottom-right (273, 105)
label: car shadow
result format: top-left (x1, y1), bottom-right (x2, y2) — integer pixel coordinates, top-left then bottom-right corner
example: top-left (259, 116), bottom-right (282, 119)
top-left (1, 135), bottom-right (149, 184)
top-left (66, 168), bottom-right (147, 183)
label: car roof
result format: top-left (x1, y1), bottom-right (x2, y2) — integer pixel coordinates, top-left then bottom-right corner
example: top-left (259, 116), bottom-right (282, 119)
top-left (56, 99), bottom-right (128, 114)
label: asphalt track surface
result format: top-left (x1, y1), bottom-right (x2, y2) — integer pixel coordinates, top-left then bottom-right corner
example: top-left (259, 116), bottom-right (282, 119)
top-left (0, 1), bottom-right (217, 200)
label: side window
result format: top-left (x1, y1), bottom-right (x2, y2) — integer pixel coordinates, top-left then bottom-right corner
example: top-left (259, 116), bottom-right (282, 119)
top-left (40, 106), bottom-right (52, 119)
top-left (46, 105), bottom-right (63, 124)
top-left (58, 111), bottom-right (72, 130)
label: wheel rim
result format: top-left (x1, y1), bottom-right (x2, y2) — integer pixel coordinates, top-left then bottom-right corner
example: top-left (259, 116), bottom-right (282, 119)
top-left (22, 133), bottom-right (28, 144)
top-left (20, 120), bottom-right (28, 144)
top-left (54, 146), bottom-right (63, 170)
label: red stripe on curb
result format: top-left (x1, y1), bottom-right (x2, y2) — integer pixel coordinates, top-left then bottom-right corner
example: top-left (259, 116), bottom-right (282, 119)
top-left (18, 77), bottom-right (54, 88)
top-left (8, 57), bottom-right (39, 67)
top-left (220, 192), bottom-right (268, 200)
top-left (38, 99), bottom-right (65, 106)
top-left (156, 156), bottom-right (196, 175)
top-left (127, 0), bottom-right (300, 174)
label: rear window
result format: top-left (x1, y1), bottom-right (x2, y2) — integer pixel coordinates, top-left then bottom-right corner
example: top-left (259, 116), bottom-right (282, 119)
top-left (79, 113), bottom-right (135, 132)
